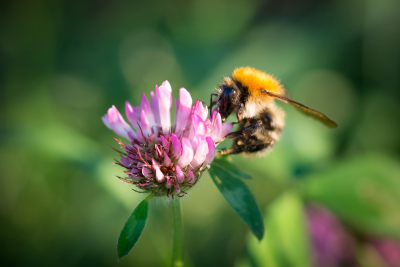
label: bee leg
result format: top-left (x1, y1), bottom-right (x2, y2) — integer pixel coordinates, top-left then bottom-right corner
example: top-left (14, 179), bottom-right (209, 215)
top-left (236, 103), bottom-right (245, 122)
top-left (223, 130), bottom-right (244, 140)
top-left (218, 120), bottom-right (263, 143)
top-left (217, 145), bottom-right (246, 156)
top-left (209, 93), bottom-right (218, 115)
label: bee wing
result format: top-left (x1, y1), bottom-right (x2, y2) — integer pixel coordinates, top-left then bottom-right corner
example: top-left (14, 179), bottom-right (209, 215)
top-left (263, 90), bottom-right (338, 128)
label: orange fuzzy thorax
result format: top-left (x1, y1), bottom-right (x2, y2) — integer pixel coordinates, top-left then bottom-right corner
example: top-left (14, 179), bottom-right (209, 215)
top-left (232, 67), bottom-right (284, 100)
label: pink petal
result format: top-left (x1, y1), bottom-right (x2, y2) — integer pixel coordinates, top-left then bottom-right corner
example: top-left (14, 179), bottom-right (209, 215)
top-left (142, 166), bottom-right (153, 177)
top-left (193, 100), bottom-right (208, 121)
top-left (140, 110), bottom-right (152, 137)
top-left (125, 144), bottom-right (132, 150)
top-left (221, 122), bottom-right (233, 139)
top-left (185, 119), bottom-right (196, 142)
top-left (157, 82), bottom-right (173, 134)
top-left (152, 159), bottom-right (165, 182)
top-left (177, 137), bottom-right (194, 168)
top-left (211, 108), bottom-right (218, 123)
top-left (135, 131), bottom-right (145, 143)
top-left (155, 144), bottom-right (162, 160)
top-left (159, 135), bottom-right (170, 152)
top-left (192, 114), bottom-right (206, 136)
top-left (120, 157), bottom-right (130, 167)
top-left (191, 135), bottom-right (209, 168)
top-left (161, 80), bottom-right (172, 92)
top-left (171, 134), bottom-right (182, 159)
top-left (166, 177), bottom-right (173, 189)
top-left (148, 133), bottom-right (156, 143)
top-left (204, 136), bottom-right (216, 166)
top-left (210, 112), bottom-right (222, 142)
top-left (129, 154), bottom-right (139, 162)
top-left (130, 159), bottom-right (140, 165)
top-left (137, 162), bottom-right (144, 168)
top-left (174, 99), bottom-right (180, 125)
top-left (150, 90), bottom-right (161, 125)
top-left (130, 168), bottom-right (141, 174)
top-left (191, 134), bottom-right (201, 153)
top-left (186, 170), bottom-right (194, 183)
top-left (125, 101), bottom-right (140, 131)
top-left (141, 93), bottom-right (156, 127)
top-left (204, 118), bottom-right (214, 136)
top-left (174, 88), bottom-right (193, 137)
top-left (163, 151), bottom-right (171, 167)
top-left (107, 105), bottom-right (133, 140)
top-left (102, 115), bottom-right (111, 129)
top-left (145, 152), bottom-right (152, 161)
top-left (175, 165), bottom-right (185, 183)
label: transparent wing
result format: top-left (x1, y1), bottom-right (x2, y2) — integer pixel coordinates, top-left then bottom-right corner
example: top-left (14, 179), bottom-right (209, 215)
top-left (263, 90), bottom-right (338, 128)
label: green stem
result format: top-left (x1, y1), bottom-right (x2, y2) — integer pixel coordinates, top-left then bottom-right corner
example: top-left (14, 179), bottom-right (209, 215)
top-left (171, 198), bottom-right (183, 267)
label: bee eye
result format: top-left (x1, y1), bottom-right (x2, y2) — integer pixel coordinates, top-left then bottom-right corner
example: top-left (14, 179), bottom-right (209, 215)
top-left (223, 86), bottom-right (235, 97)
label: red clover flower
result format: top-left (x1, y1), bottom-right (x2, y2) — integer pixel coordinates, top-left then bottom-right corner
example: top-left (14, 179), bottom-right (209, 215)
top-left (102, 81), bottom-right (232, 197)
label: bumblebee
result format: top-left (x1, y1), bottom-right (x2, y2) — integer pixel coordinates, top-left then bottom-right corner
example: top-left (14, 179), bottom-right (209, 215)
top-left (211, 67), bottom-right (337, 156)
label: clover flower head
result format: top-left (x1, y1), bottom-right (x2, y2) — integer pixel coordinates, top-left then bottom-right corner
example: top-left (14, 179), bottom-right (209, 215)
top-left (102, 81), bottom-right (232, 197)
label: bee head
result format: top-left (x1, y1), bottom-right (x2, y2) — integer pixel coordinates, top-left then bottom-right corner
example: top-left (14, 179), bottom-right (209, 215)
top-left (217, 80), bottom-right (243, 121)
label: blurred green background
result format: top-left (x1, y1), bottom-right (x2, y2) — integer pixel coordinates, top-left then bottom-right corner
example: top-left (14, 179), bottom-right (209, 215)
top-left (1, 0), bottom-right (400, 266)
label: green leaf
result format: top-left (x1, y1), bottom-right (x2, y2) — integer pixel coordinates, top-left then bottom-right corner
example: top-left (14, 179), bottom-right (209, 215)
top-left (117, 198), bottom-right (149, 259)
top-left (208, 161), bottom-right (263, 240)
top-left (303, 153), bottom-right (400, 238)
top-left (246, 191), bottom-right (311, 267)
top-left (211, 156), bottom-right (252, 180)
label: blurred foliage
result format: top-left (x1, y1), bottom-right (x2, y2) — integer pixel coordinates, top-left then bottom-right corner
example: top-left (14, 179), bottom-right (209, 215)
top-left (0, 0), bottom-right (399, 266)
top-left (304, 153), bottom-right (400, 239)
top-left (246, 191), bottom-right (311, 267)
